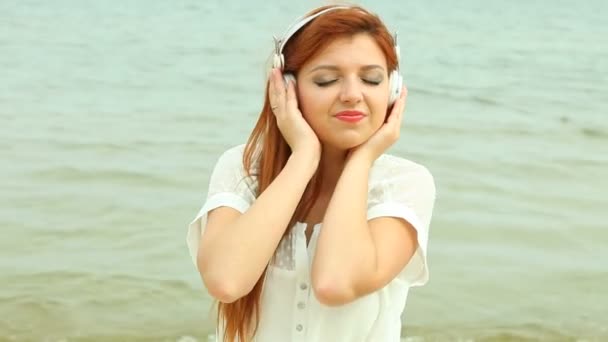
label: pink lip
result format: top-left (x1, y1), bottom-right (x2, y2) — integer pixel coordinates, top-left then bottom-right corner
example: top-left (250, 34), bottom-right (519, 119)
top-left (335, 110), bottom-right (365, 123)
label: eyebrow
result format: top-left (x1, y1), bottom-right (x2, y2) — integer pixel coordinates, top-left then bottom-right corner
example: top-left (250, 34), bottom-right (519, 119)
top-left (308, 64), bottom-right (385, 73)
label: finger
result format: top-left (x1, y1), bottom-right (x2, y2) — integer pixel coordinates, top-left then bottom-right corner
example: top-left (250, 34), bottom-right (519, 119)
top-left (400, 86), bottom-right (408, 113)
top-left (390, 86), bottom-right (407, 123)
top-left (269, 69), bottom-right (286, 114)
top-left (385, 88), bottom-right (406, 135)
top-left (394, 95), bottom-right (405, 130)
top-left (268, 69), bottom-right (277, 109)
top-left (285, 76), bottom-right (298, 112)
top-left (399, 86), bottom-right (408, 122)
top-left (386, 100), bottom-right (402, 125)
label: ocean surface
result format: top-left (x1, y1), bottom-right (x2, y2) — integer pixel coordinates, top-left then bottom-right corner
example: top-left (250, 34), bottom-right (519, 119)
top-left (1, 0), bottom-right (607, 341)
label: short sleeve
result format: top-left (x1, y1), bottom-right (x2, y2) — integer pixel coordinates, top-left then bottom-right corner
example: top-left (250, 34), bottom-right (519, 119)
top-left (186, 145), bottom-right (257, 267)
top-left (367, 163), bottom-right (436, 287)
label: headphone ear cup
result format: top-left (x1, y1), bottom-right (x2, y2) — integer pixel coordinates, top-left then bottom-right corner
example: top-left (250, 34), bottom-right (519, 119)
top-left (388, 70), bottom-right (402, 105)
top-left (283, 73), bottom-right (296, 86)
top-left (273, 52), bottom-right (285, 69)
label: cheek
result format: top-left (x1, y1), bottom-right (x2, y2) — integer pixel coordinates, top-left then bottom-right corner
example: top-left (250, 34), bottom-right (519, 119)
top-left (297, 95), bottom-right (314, 123)
top-left (297, 88), bottom-right (326, 121)
top-left (371, 98), bottom-right (390, 125)
top-left (370, 113), bottom-right (386, 133)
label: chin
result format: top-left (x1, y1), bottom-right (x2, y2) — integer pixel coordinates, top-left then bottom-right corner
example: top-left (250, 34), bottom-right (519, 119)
top-left (324, 133), bottom-right (369, 151)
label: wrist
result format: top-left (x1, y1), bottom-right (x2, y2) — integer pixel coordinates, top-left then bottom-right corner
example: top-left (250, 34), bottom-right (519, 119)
top-left (346, 149), bottom-right (375, 168)
top-left (288, 149), bottom-right (320, 177)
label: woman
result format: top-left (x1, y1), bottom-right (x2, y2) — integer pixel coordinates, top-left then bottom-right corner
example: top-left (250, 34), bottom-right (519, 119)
top-left (187, 4), bottom-right (436, 342)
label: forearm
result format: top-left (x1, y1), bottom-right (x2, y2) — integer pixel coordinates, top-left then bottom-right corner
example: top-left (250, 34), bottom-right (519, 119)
top-left (312, 154), bottom-right (377, 303)
top-left (200, 152), bottom-right (318, 298)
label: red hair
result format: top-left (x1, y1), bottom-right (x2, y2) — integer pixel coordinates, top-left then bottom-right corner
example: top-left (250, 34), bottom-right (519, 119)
top-left (216, 5), bottom-right (398, 341)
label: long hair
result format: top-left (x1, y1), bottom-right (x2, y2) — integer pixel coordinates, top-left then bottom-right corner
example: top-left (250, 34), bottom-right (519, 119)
top-left (217, 5), bottom-right (399, 341)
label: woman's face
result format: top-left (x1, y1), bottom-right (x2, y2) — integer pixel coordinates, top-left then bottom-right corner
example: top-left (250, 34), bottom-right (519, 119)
top-left (296, 33), bottom-right (391, 151)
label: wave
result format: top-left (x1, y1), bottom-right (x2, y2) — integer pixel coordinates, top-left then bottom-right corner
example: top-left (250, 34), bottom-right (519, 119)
top-left (29, 166), bottom-right (184, 188)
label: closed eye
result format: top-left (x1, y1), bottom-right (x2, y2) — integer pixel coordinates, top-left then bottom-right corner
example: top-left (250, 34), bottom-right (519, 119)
top-left (316, 79), bottom-right (382, 87)
top-left (363, 79), bottom-right (382, 85)
top-left (315, 80), bottom-right (337, 87)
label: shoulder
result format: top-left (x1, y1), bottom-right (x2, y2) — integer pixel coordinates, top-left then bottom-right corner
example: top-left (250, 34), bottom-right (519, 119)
top-left (367, 153), bottom-right (436, 221)
top-left (219, 143), bottom-right (260, 176)
top-left (208, 144), bottom-right (258, 195)
top-left (370, 153), bottom-right (434, 186)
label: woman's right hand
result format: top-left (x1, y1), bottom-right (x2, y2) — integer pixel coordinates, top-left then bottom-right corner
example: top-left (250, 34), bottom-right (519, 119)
top-left (268, 68), bottom-right (321, 164)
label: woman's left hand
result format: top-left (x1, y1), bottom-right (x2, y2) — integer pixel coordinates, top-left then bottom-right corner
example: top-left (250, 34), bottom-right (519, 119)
top-left (348, 86), bottom-right (408, 163)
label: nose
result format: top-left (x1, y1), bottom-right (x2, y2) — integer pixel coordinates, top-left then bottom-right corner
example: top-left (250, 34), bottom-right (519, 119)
top-left (339, 77), bottom-right (363, 104)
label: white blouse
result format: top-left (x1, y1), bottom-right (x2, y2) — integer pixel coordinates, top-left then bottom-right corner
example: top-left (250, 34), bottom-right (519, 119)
top-left (187, 144), bottom-right (436, 342)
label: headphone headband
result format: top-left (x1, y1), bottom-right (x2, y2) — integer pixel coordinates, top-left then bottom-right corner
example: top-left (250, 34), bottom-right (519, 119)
top-left (276, 6), bottom-right (351, 56)
top-left (273, 5), bottom-right (400, 71)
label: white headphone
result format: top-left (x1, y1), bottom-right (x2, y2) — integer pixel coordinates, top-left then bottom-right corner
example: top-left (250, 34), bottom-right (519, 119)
top-left (272, 5), bottom-right (403, 105)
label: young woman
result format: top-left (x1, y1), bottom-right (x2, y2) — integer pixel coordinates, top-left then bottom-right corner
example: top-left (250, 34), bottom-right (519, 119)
top-left (187, 4), bottom-right (436, 342)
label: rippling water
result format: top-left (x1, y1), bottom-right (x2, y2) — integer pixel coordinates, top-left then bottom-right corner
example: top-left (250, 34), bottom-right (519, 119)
top-left (1, 0), bottom-right (606, 341)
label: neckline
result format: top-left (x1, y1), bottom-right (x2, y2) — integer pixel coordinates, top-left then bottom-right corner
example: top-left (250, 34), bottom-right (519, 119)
top-left (295, 221), bottom-right (322, 236)
top-left (294, 222), bottom-right (322, 250)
